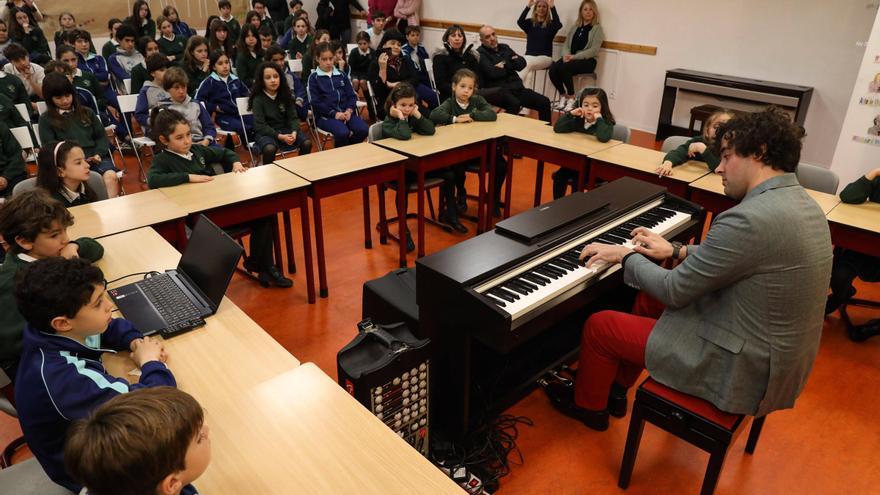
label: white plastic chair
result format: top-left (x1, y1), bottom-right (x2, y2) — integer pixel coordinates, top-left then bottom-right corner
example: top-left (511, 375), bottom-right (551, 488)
top-left (10, 126), bottom-right (37, 164)
top-left (13, 171), bottom-right (109, 200)
top-left (661, 136), bottom-right (691, 153)
top-left (423, 58), bottom-right (441, 103)
top-left (287, 58), bottom-right (303, 75)
top-left (123, 78), bottom-right (132, 94)
top-left (347, 43), bottom-right (358, 55)
top-left (116, 94), bottom-right (154, 182)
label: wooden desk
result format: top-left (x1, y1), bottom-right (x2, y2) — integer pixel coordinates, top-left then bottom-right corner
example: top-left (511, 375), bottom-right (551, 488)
top-left (156, 165), bottom-right (316, 303)
top-left (376, 122), bottom-right (497, 257)
top-left (827, 201), bottom-right (880, 257)
top-left (588, 143), bottom-right (711, 197)
top-left (275, 143), bottom-right (409, 297)
top-left (67, 189), bottom-right (187, 247)
top-left (689, 173), bottom-right (842, 216)
top-left (197, 363), bottom-right (462, 494)
top-left (502, 120), bottom-right (622, 207)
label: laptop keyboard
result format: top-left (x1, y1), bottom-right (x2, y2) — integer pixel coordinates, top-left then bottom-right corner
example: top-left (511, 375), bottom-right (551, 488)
top-left (140, 275), bottom-right (204, 329)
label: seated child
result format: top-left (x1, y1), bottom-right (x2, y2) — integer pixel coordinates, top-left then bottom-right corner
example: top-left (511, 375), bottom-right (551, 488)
top-left (135, 53), bottom-right (171, 131)
top-left (65, 387), bottom-right (209, 495)
top-left (307, 42), bottom-right (368, 147)
top-left (0, 189), bottom-right (104, 382)
top-left (107, 23), bottom-right (145, 86)
top-left (265, 45), bottom-right (309, 122)
top-left (159, 67), bottom-right (217, 147)
top-left (401, 25), bottom-right (438, 109)
top-left (552, 87), bottom-right (614, 199)
top-left (14, 256), bottom-right (174, 492)
top-left (36, 140), bottom-right (102, 207)
top-left (657, 109), bottom-right (734, 176)
top-left (147, 108), bottom-right (293, 288)
top-left (250, 61), bottom-right (312, 162)
top-left (196, 49), bottom-right (253, 151)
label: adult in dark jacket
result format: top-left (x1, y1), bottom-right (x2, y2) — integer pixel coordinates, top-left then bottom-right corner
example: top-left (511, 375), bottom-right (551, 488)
top-left (316, 0), bottom-right (367, 42)
top-left (476, 25), bottom-right (550, 122)
top-left (368, 29), bottom-right (418, 120)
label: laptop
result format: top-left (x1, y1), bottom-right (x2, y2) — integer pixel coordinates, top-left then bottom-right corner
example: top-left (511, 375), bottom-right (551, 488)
top-left (109, 215), bottom-right (244, 338)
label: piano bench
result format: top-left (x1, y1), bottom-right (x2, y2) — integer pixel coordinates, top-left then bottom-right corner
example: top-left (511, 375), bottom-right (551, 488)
top-left (618, 377), bottom-right (766, 495)
top-left (688, 104), bottom-right (723, 134)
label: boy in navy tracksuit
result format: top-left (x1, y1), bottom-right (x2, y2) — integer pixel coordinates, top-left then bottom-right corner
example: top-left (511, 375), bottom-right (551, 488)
top-left (401, 26), bottom-right (439, 109)
top-left (307, 44), bottom-right (368, 147)
top-left (14, 257), bottom-right (176, 492)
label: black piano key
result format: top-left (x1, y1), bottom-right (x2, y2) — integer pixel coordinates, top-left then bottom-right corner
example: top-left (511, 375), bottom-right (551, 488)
top-left (594, 236), bottom-right (615, 245)
top-left (489, 288), bottom-right (516, 303)
top-left (642, 212), bottom-right (664, 223)
top-left (550, 259), bottom-right (577, 271)
top-left (514, 278), bottom-right (538, 291)
top-left (507, 279), bottom-right (533, 294)
top-left (560, 253), bottom-right (582, 266)
top-left (611, 227), bottom-right (631, 238)
top-left (656, 207), bottom-right (678, 217)
top-left (630, 218), bottom-right (651, 227)
top-left (536, 266), bottom-right (564, 278)
top-left (503, 283), bottom-right (529, 296)
top-left (485, 294), bottom-right (506, 307)
top-left (523, 273), bottom-right (549, 286)
top-left (497, 286), bottom-right (521, 300)
top-left (604, 233), bottom-right (629, 244)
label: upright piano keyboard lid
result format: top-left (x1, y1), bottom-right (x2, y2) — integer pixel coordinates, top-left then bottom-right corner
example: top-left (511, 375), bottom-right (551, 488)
top-left (495, 177), bottom-right (666, 245)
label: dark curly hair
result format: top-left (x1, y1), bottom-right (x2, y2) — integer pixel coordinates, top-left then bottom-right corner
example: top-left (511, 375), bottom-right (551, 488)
top-left (0, 190), bottom-right (74, 253)
top-left (711, 107), bottom-right (803, 173)
top-left (14, 257), bottom-right (105, 334)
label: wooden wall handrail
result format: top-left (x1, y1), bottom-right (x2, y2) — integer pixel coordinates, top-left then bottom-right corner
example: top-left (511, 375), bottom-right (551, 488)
top-left (352, 14), bottom-right (658, 56)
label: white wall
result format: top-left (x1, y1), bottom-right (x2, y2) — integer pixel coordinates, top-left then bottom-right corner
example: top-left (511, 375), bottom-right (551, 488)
top-left (353, 0), bottom-right (875, 167)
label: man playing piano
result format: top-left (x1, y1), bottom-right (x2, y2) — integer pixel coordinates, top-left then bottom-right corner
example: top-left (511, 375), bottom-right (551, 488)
top-left (543, 108), bottom-right (833, 431)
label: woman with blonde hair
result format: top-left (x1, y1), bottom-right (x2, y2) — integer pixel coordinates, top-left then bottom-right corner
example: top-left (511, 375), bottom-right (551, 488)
top-left (517, 0), bottom-right (562, 90)
top-left (548, 0), bottom-right (604, 111)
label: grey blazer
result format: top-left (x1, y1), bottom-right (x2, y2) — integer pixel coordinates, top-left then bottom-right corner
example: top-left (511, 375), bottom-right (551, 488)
top-left (624, 173), bottom-right (832, 416)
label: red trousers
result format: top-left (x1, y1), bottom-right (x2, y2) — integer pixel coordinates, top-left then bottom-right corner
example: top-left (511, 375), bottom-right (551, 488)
top-left (574, 292), bottom-right (665, 410)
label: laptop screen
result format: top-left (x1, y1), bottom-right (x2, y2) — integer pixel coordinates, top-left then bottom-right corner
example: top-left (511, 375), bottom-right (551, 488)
top-left (178, 215), bottom-right (245, 310)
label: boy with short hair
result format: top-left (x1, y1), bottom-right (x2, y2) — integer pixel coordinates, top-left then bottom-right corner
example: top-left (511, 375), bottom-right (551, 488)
top-left (253, 0), bottom-right (279, 38)
top-left (108, 23), bottom-right (144, 82)
top-left (160, 66), bottom-right (217, 146)
top-left (401, 25), bottom-right (436, 108)
top-left (65, 387), bottom-right (209, 495)
top-left (366, 11), bottom-right (386, 50)
top-left (2, 42), bottom-right (44, 99)
top-left (14, 256), bottom-right (175, 492)
top-left (0, 190), bottom-right (104, 383)
top-left (135, 53), bottom-right (171, 130)
top-left (259, 25), bottom-right (276, 51)
top-left (218, 1), bottom-right (241, 47)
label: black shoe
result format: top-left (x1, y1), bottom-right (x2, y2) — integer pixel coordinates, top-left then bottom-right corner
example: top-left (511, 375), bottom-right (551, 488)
top-left (405, 229), bottom-right (415, 253)
top-left (447, 217), bottom-right (469, 234)
top-left (493, 204), bottom-right (502, 218)
top-left (608, 382), bottom-right (629, 418)
top-left (542, 381), bottom-right (609, 431)
top-left (259, 266), bottom-right (293, 288)
top-left (826, 286), bottom-right (857, 315)
top-left (456, 197), bottom-right (468, 214)
top-left (848, 319), bottom-right (880, 343)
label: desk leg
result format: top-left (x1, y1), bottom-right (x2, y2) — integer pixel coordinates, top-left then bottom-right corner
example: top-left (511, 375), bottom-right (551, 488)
top-left (587, 164), bottom-right (598, 190)
top-left (487, 140), bottom-right (496, 232)
top-left (534, 160), bottom-right (545, 206)
top-left (299, 190), bottom-right (316, 304)
top-left (397, 165), bottom-right (406, 268)
top-left (377, 184), bottom-right (388, 244)
top-left (283, 211), bottom-right (296, 274)
top-left (504, 149), bottom-right (513, 220)
top-left (577, 160), bottom-right (587, 192)
top-left (477, 144), bottom-right (488, 234)
top-left (417, 162), bottom-right (426, 258)
top-left (362, 187), bottom-right (372, 249)
top-left (271, 218), bottom-right (283, 274)
top-left (312, 196), bottom-right (328, 298)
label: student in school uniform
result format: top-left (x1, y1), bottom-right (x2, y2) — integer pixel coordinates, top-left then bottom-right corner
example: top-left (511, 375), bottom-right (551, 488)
top-left (252, 0), bottom-right (279, 39)
top-left (157, 16), bottom-right (187, 65)
top-left (128, 37), bottom-right (160, 96)
top-left (549, 0), bottom-right (604, 111)
top-left (430, 68), bottom-right (506, 217)
top-left (3, 42), bottom-right (43, 101)
top-left (0, 121), bottom-right (26, 198)
top-left (307, 43), bottom-right (368, 147)
top-left (657, 110), bottom-right (734, 176)
top-left (53, 11), bottom-right (77, 57)
top-left (287, 16), bottom-right (312, 60)
top-left (197, 50), bottom-right (253, 150)
top-left (331, 40), bottom-right (351, 78)
top-left (0, 20), bottom-right (12, 68)
top-left (517, 0), bottom-right (563, 90)
top-left (36, 140), bottom-right (102, 207)
top-left (56, 46), bottom-right (125, 142)
top-left (70, 30), bottom-right (111, 99)
top-left (14, 255), bottom-right (174, 493)
top-left (65, 387), bottom-right (210, 495)
top-left (127, 0), bottom-right (157, 41)
top-left (349, 31), bottom-right (373, 96)
top-left (236, 24), bottom-right (265, 88)
top-left (0, 189), bottom-right (105, 385)
top-left (250, 61), bottom-right (312, 163)
top-left (8, 7), bottom-right (49, 64)
top-left (39, 73), bottom-right (120, 198)
top-left (825, 168), bottom-right (880, 341)
top-left (147, 107), bottom-right (293, 287)
top-left (107, 24), bottom-right (144, 88)
top-left (259, 25), bottom-right (277, 52)
top-left (163, 5), bottom-right (197, 38)
top-left (300, 29), bottom-right (331, 83)
top-left (401, 25), bottom-right (438, 109)
top-left (366, 10), bottom-right (387, 50)
top-left (368, 29), bottom-right (420, 120)
top-left (383, 82), bottom-right (467, 237)
top-left (218, 0), bottom-right (242, 46)
top-left (101, 19), bottom-right (123, 60)
top-left (181, 36), bottom-right (210, 97)
top-left (158, 67), bottom-right (217, 148)
top-left (265, 45), bottom-right (309, 122)
top-left (134, 54), bottom-right (171, 131)
top-left (208, 18), bottom-right (236, 60)
top-left (551, 86), bottom-right (614, 199)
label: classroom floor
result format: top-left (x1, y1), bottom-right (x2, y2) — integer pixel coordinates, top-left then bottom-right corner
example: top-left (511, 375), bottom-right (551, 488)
top-left (2, 130), bottom-right (879, 494)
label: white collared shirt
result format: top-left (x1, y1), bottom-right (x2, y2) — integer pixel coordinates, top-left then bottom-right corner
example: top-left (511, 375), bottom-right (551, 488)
top-left (162, 34), bottom-right (175, 42)
top-left (167, 149), bottom-right (194, 161)
top-left (263, 90), bottom-right (277, 100)
top-left (59, 182), bottom-right (86, 203)
top-left (17, 253), bottom-right (37, 262)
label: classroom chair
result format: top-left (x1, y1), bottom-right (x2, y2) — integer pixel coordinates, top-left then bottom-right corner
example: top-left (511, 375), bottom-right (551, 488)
top-left (611, 123), bottom-right (631, 144)
top-left (307, 109), bottom-right (335, 151)
top-left (0, 369), bottom-right (25, 469)
top-left (368, 122), bottom-right (447, 248)
top-left (423, 59), bottom-right (442, 105)
top-left (0, 458), bottom-right (74, 495)
top-left (12, 171), bottom-right (110, 200)
top-left (795, 163), bottom-right (839, 194)
top-left (117, 94), bottom-right (154, 182)
top-left (618, 377), bottom-right (766, 495)
top-left (9, 125), bottom-right (38, 166)
top-left (660, 135), bottom-right (691, 154)
top-left (287, 58), bottom-right (303, 76)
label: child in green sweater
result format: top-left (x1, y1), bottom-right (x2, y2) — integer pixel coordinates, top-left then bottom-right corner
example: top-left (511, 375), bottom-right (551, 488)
top-left (552, 86), bottom-right (614, 199)
top-left (0, 189), bottom-right (103, 382)
top-left (657, 109), bottom-right (734, 176)
top-left (157, 16), bottom-right (187, 65)
top-left (249, 62), bottom-right (313, 164)
top-left (38, 73), bottom-right (120, 198)
top-left (146, 108), bottom-right (292, 289)
top-left (429, 68), bottom-right (505, 216)
top-left (0, 122), bottom-right (26, 198)
top-left (36, 140), bottom-right (102, 207)
top-left (382, 83), bottom-right (466, 238)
